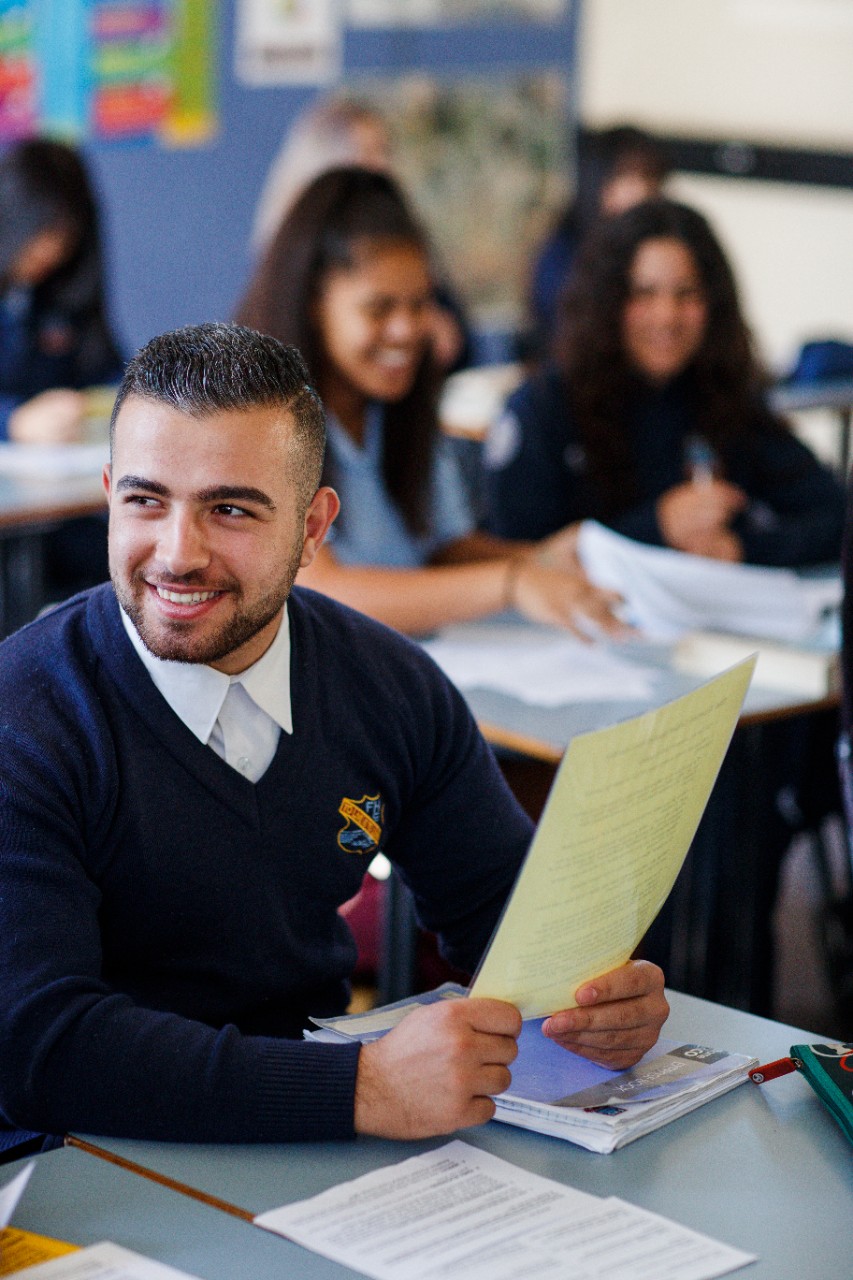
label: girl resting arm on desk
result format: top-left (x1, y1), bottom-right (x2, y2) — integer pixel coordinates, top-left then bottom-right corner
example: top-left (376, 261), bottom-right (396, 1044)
top-left (485, 197), bottom-right (845, 567)
top-left (0, 138), bottom-right (124, 444)
top-left (237, 166), bottom-right (622, 638)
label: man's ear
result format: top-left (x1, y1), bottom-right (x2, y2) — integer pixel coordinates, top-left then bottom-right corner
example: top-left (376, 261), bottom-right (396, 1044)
top-left (300, 486), bottom-right (340, 568)
top-left (102, 462), bottom-right (112, 503)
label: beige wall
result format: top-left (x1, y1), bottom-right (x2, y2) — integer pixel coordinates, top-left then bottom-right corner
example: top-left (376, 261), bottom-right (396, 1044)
top-left (578, 0), bottom-right (853, 375)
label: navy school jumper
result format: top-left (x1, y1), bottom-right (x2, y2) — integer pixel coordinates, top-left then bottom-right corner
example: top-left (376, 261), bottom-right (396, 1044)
top-left (0, 584), bottom-right (533, 1149)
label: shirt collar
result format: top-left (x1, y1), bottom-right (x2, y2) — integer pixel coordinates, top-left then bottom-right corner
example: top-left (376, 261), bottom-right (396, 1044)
top-left (120, 605), bottom-right (293, 743)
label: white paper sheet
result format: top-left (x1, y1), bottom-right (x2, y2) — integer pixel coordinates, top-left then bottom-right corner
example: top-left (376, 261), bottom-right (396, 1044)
top-left (578, 521), bottom-right (835, 642)
top-left (14, 1241), bottom-right (203, 1279)
top-left (422, 624), bottom-right (658, 705)
top-left (0, 1160), bottom-right (34, 1228)
top-left (256, 1140), bottom-right (755, 1280)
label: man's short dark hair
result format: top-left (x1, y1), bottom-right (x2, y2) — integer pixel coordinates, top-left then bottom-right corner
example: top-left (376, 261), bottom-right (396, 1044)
top-left (110, 322), bottom-right (326, 502)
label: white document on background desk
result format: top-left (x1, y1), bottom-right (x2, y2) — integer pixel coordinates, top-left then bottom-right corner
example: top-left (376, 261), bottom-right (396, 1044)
top-left (577, 521), bottom-right (839, 642)
top-left (422, 624), bottom-right (658, 705)
top-left (256, 1140), bottom-right (755, 1280)
top-left (12, 1241), bottom-right (203, 1278)
top-left (0, 441), bottom-right (108, 478)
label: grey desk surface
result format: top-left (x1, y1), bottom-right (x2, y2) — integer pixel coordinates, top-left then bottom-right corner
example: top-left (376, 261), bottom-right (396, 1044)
top-left (456, 630), bottom-right (838, 762)
top-left (71, 993), bottom-right (852, 1279)
top-left (7, 1147), bottom-right (292, 1279)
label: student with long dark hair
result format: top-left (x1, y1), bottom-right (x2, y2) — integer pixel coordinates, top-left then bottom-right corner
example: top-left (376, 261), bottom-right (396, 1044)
top-left (0, 138), bottom-right (123, 443)
top-left (237, 166), bottom-right (621, 638)
top-left (488, 198), bottom-right (845, 567)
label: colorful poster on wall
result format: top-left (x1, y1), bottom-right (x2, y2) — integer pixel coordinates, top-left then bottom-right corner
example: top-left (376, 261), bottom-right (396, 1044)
top-left (0, 1), bottom-right (38, 139)
top-left (347, 0), bottom-right (568, 24)
top-left (356, 73), bottom-right (570, 330)
top-left (0, 0), bottom-right (216, 145)
top-left (235, 0), bottom-right (341, 86)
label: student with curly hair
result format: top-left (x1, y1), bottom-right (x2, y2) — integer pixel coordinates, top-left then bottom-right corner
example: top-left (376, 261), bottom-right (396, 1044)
top-left (488, 198), bottom-right (844, 568)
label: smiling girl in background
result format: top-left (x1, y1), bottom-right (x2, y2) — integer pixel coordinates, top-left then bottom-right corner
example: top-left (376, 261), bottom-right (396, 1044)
top-left (237, 166), bottom-right (621, 638)
top-left (0, 138), bottom-right (123, 444)
top-left (486, 198), bottom-right (845, 567)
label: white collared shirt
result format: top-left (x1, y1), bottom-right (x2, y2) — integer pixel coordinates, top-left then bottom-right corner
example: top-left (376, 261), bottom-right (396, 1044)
top-left (120, 605), bottom-right (293, 782)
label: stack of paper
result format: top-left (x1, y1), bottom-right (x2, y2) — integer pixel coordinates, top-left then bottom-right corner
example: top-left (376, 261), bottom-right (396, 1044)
top-left (494, 1018), bottom-right (756, 1153)
top-left (308, 987), bottom-right (755, 1155)
top-left (422, 623), bottom-right (658, 705)
top-left (673, 629), bottom-right (839, 696)
top-left (577, 521), bottom-right (840, 643)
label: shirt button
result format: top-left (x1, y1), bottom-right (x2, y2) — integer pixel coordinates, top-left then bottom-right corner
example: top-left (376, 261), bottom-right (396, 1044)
top-left (237, 756), bottom-right (252, 774)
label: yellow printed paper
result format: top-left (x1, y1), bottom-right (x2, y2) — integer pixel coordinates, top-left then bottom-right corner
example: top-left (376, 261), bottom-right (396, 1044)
top-left (0, 1227), bottom-right (78, 1275)
top-left (470, 658), bottom-right (756, 1018)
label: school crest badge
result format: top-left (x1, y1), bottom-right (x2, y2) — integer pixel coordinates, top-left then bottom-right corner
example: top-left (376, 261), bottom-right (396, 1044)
top-left (337, 793), bottom-right (384, 855)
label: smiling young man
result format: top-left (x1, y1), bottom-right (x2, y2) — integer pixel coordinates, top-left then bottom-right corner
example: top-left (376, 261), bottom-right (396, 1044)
top-left (0, 322), bottom-right (667, 1159)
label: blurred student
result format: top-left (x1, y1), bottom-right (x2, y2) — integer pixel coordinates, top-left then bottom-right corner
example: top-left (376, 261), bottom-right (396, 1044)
top-left (530, 125), bottom-right (670, 353)
top-left (237, 166), bottom-right (621, 639)
top-left (488, 198), bottom-right (845, 568)
top-left (251, 96), bottom-right (470, 373)
top-left (0, 138), bottom-right (123, 444)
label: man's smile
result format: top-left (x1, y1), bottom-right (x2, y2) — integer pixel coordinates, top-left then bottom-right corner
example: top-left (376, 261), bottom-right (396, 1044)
top-left (153, 585), bottom-right (223, 605)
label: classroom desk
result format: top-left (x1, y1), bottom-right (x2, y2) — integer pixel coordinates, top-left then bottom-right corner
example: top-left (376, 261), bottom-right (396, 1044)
top-left (769, 377), bottom-right (853, 474)
top-left (67, 993), bottom-right (852, 1279)
top-left (5, 1147), bottom-right (290, 1278)
top-left (0, 471), bottom-right (105, 639)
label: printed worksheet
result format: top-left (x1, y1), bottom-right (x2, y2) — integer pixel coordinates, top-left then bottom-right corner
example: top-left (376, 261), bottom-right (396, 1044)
top-left (257, 1140), bottom-right (755, 1280)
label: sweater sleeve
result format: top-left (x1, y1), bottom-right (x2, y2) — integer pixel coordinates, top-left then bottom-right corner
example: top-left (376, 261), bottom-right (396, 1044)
top-left (483, 373), bottom-right (582, 540)
top-left (0, 718), bottom-right (361, 1145)
top-left (0, 392), bottom-right (20, 440)
top-left (732, 429), bottom-right (846, 567)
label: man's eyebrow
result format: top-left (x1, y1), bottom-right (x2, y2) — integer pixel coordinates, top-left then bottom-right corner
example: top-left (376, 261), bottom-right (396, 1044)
top-left (113, 477), bottom-right (277, 513)
top-left (197, 485), bottom-right (277, 512)
top-left (115, 475), bottom-right (169, 496)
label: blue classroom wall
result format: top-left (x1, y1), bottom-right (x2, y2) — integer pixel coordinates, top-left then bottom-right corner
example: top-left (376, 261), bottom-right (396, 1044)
top-left (79, 1), bottom-right (578, 358)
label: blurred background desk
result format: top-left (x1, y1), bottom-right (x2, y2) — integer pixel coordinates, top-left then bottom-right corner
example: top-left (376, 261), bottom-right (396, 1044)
top-left (0, 471), bottom-right (105, 640)
top-left (770, 377), bottom-right (853, 475)
top-left (66, 993), bottom-right (852, 1279)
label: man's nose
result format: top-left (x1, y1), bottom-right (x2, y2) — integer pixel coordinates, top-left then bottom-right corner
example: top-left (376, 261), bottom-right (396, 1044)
top-left (157, 511), bottom-right (210, 576)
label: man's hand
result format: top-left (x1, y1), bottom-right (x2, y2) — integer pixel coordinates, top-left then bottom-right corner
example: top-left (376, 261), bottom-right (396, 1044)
top-left (541, 960), bottom-right (668, 1070)
top-left (354, 997), bottom-right (521, 1139)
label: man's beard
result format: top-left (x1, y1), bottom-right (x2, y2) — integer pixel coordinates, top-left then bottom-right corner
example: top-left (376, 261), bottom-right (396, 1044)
top-left (113, 546), bottom-right (304, 666)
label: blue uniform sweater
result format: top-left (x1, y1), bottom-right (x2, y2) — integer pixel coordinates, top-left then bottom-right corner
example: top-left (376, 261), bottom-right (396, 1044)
top-left (485, 367), bottom-right (846, 566)
top-left (0, 585), bottom-right (532, 1149)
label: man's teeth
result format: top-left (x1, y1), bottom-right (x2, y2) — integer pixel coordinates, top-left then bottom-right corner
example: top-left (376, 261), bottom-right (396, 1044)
top-left (156, 587), bottom-right (218, 604)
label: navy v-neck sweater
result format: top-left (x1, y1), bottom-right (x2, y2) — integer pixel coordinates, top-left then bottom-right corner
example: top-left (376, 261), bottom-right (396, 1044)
top-left (0, 585), bottom-right (532, 1147)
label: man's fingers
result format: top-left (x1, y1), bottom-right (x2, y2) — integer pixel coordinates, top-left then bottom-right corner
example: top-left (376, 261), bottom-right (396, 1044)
top-left (575, 958), bottom-right (666, 1006)
top-left (461, 997), bottom-right (522, 1038)
top-left (540, 961), bottom-right (668, 1070)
